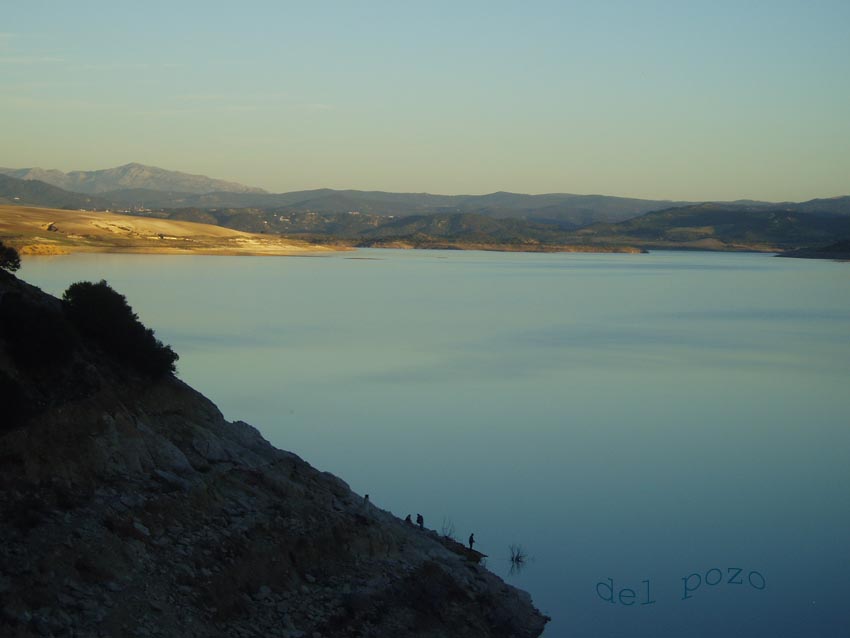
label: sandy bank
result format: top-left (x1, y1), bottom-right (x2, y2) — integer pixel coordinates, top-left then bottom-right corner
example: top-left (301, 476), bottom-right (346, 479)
top-left (0, 205), bottom-right (345, 256)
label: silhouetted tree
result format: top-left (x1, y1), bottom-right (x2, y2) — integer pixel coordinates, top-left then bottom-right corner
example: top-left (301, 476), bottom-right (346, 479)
top-left (0, 241), bottom-right (21, 272)
top-left (62, 280), bottom-right (178, 377)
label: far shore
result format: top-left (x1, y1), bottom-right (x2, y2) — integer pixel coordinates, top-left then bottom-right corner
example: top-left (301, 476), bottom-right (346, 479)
top-left (6, 204), bottom-right (836, 260)
top-left (0, 204), bottom-right (649, 257)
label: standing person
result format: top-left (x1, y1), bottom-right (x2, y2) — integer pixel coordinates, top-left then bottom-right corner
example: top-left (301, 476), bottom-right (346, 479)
top-left (416, 513), bottom-right (424, 530)
top-left (468, 533), bottom-right (475, 550)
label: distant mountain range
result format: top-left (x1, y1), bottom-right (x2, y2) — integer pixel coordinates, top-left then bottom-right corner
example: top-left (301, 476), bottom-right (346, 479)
top-left (0, 163), bottom-right (266, 196)
top-left (1, 163), bottom-right (849, 253)
top-left (93, 188), bottom-right (695, 227)
top-left (0, 162), bottom-right (721, 226)
top-left (6, 161), bottom-right (850, 224)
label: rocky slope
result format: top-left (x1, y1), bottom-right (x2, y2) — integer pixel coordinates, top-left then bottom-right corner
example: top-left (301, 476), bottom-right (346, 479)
top-left (0, 271), bottom-right (548, 638)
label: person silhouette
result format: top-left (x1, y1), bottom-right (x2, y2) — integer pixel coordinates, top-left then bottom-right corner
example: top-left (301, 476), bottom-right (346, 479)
top-left (468, 533), bottom-right (475, 550)
top-left (416, 513), bottom-right (424, 530)
top-left (404, 514), bottom-right (412, 525)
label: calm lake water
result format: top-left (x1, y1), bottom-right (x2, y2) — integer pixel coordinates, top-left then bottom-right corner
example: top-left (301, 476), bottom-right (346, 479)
top-left (20, 249), bottom-right (850, 637)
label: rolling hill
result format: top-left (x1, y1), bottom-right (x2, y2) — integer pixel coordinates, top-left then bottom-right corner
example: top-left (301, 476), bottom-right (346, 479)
top-left (567, 202), bottom-right (850, 251)
top-left (122, 198), bottom-right (850, 252)
top-left (0, 174), bottom-right (109, 210)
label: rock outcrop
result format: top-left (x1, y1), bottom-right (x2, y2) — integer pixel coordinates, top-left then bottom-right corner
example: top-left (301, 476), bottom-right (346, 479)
top-left (0, 271), bottom-right (548, 638)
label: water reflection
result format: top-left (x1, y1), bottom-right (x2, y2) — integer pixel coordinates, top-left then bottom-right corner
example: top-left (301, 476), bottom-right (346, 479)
top-left (509, 544), bottom-right (531, 576)
top-left (18, 249), bottom-right (850, 638)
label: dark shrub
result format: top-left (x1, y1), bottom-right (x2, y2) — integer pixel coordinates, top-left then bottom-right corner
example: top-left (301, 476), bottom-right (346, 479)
top-left (62, 280), bottom-right (178, 377)
top-left (0, 293), bottom-right (78, 370)
top-left (0, 241), bottom-right (21, 272)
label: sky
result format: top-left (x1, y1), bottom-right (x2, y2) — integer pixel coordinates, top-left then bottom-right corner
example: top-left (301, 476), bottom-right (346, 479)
top-left (1, 1), bottom-right (848, 201)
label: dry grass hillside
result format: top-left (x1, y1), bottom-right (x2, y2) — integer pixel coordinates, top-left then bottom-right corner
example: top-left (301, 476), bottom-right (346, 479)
top-left (0, 205), bottom-right (340, 256)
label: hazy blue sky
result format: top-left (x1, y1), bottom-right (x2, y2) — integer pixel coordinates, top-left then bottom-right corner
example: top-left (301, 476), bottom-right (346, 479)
top-left (1, 1), bottom-right (848, 200)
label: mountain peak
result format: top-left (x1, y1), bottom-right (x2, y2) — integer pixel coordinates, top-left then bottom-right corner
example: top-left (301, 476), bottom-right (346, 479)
top-left (0, 164), bottom-right (266, 196)
top-left (111, 162), bottom-right (150, 172)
